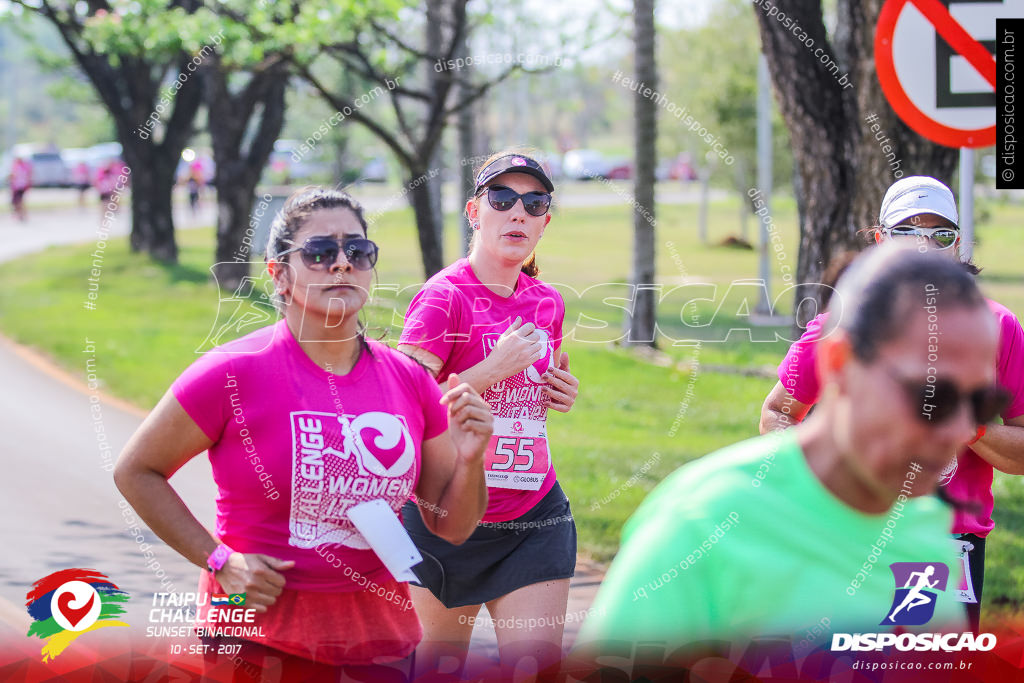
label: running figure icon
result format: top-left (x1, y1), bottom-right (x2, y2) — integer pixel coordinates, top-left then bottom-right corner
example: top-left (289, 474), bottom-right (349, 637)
top-left (886, 565), bottom-right (939, 623)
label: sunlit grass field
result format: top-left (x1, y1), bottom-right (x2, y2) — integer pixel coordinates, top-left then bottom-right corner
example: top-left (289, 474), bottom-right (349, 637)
top-left (1, 187), bottom-right (1021, 622)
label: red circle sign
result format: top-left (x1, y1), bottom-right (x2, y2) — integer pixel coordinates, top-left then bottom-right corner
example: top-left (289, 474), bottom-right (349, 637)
top-left (875, 0), bottom-right (996, 148)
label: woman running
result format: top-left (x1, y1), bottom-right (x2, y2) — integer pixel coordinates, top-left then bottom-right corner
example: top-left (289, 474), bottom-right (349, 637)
top-left (398, 151), bottom-right (580, 676)
top-left (115, 187), bottom-right (492, 678)
top-left (580, 246), bottom-right (1007, 657)
top-left (759, 176), bottom-right (1024, 632)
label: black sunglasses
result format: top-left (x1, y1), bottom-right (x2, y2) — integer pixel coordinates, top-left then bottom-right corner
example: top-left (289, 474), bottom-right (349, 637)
top-left (882, 365), bottom-right (1010, 426)
top-left (279, 236), bottom-right (379, 271)
top-left (478, 185), bottom-right (552, 217)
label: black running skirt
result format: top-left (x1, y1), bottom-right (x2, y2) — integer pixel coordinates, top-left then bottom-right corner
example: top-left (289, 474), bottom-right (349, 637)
top-left (401, 481), bottom-right (577, 608)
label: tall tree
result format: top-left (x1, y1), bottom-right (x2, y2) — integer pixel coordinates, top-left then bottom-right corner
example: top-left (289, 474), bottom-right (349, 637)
top-left (753, 0), bottom-right (957, 321)
top-left (13, 0), bottom-right (207, 262)
top-left (290, 0), bottom-right (486, 276)
top-left (625, 0), bottom-right (657, 347)
top-left (202, 51), bottom-right (289, 291)
top-left (659, 0), bottom-right (793, 223)
top-left (289, 0), bottom-right (589, 277)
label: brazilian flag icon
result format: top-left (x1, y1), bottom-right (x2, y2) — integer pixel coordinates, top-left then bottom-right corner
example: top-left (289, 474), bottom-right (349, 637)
top-left (228, 593), bottom-right (246, 606)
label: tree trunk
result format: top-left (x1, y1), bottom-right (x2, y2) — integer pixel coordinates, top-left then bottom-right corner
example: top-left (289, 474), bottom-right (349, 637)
top-left (119, 139), bottom-right (179, 262)
top-left (458, 106), bottom-right (475, 255)
top-left (205, 58), bottom-right (289, 292)
top-left (409, 176), bottom-right (445, 276)
top-left (754, 0), bottom-right (957, 323)
top-left (34, 4), bottom-right (204, 264)
top-left (456, 27), bottom-right (476, 255)
top-left (212, 185), bottom-right (258, 291)
top-left (625, 0), bottom-right (658, 347)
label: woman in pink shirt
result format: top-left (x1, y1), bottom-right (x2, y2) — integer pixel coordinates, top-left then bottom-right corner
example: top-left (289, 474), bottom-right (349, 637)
top-left (115, 188), bottom-right (492, 677)
top-left (760, 176), bottom-right (1024, 632)
top-left (399, 151), bottom-right (580, 677)
top-left (9, 157), bottom-right (31, 221)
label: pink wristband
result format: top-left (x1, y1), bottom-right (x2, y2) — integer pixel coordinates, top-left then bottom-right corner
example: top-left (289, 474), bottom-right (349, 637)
top-left (206, 543), bottom-right (233, 573)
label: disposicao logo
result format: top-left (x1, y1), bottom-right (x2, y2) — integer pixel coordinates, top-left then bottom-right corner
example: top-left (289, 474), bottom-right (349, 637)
top-left (831, 562), bottom-right (996, 653)
top-left (25, 569), bottom-right (129, 661)
top-left (882, 562), bottom-right (948, 626)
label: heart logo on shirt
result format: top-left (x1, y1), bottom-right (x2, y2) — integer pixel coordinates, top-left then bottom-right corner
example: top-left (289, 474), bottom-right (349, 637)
top-left (525, 329), bottom-right (553, 384)
top-left (346, 412), bottom-right (415, 478)
top-left (358, 427), bottom-right (406, 470)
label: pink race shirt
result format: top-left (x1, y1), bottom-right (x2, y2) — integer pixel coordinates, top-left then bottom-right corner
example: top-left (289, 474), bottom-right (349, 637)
top-left (777, 300), bottom-right (1024, 536)
top-left (10, 161), bottom-right (30, 191)
top-left (400, 258), bottom-right (565, 522)
top-left (172, 320), bottom-right (448, 591)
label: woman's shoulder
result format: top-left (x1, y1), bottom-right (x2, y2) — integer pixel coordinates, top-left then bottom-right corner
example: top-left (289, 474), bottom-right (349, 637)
top-left (422, 258), bottom-right (473, 288)
top-left (186, 321), bottom-right (285, 374)
top-left (410, 260), bottom-right (475, 306)
top-left (517, 271), bottom-right (564, 305)
top-left (366, 339), bottom-right (437, 378)
top-left (986, 298), bottom-right (1023, 330)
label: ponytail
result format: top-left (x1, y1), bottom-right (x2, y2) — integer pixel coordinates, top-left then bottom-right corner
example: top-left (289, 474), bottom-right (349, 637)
top-left (521, 252), bottom-right (540, 277)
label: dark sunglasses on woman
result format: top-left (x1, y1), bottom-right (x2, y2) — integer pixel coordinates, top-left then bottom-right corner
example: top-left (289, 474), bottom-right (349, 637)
top-left (279, 236), bottom-right (379, 271)
top-left (478, 185), bottom-right (552, 217)
top-left (884, 364), bottom-right (1010, 426)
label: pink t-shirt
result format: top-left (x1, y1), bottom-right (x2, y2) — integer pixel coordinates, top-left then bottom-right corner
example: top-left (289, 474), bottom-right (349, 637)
top-left (777, 300), bottom-right (1024, 536)
top-left (10, 161), bottom-right (30, 191)
top-left (95, 168), bottom-right (116, 194)
top-left (172, 319), bottom-right (448, 591)
top-left (400, 258), bottom-right (565, 523)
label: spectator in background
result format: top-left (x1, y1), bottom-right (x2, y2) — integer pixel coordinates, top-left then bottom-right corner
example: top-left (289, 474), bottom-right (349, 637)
top-left (9, 157), bottom-right (32, 222)
top-left (72, 161), bottom-right (91, 207)
top-left (187, 165), bottom-right (203, 214)
top-left (94, 161), bottom-right (119, 220)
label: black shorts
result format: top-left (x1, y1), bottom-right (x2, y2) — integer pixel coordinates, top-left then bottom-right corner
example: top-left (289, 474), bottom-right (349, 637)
top-left (402, 482), bottom-right (576, 608)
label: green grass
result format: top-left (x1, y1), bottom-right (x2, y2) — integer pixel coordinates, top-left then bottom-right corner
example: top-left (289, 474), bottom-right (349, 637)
top-left (1, 191), bottom-right (1022, 623)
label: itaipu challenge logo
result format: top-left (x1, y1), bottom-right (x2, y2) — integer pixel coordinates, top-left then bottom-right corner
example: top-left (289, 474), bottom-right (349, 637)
top-left (25, 569), bottom-right (129, 661)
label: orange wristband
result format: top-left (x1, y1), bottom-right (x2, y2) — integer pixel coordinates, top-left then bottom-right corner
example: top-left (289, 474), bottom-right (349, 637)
top-left (968, 425), bottom-right (986, 445)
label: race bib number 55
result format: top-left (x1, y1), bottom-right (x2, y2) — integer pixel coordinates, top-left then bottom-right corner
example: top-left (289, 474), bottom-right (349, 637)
top-left (484, 418), bottom-right (550, 491)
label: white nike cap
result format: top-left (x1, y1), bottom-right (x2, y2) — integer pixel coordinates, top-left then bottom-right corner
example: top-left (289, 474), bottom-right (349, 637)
top-left (878, 176), bottom-right (959, 229)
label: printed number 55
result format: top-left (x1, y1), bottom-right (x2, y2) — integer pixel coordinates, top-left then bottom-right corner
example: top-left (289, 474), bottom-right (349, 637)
top-left (492, 437), bottom-right (534, 471)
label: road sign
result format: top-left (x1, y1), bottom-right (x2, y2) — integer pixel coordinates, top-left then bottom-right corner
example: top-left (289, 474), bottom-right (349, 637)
top-left (875, 0), bottom-right (1016, 148)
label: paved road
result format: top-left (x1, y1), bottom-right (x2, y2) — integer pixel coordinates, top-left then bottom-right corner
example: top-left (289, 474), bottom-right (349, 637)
top-left (0, 192), bottom-right (606, 664)
top-left (0, 195), bottom-right (220, 634)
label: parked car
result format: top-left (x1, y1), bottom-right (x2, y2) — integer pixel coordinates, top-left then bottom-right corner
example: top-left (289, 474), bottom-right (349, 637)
top-left (2, 143), bottom-right (70, 187)
top-left (360, 157), bottom-right (389, 183)
top-left (655, 153), bottom-right (699, 182)
top-left (530, 151), bottom-right (563, 181)
top-left (62, 148), bottom-right (95, 189)
top-left (263, 139), bottom-right (332, 184)
top-left (605, 159), bottom-right (632, 180)
top-left (562, 149), bottom-right (611, 180)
